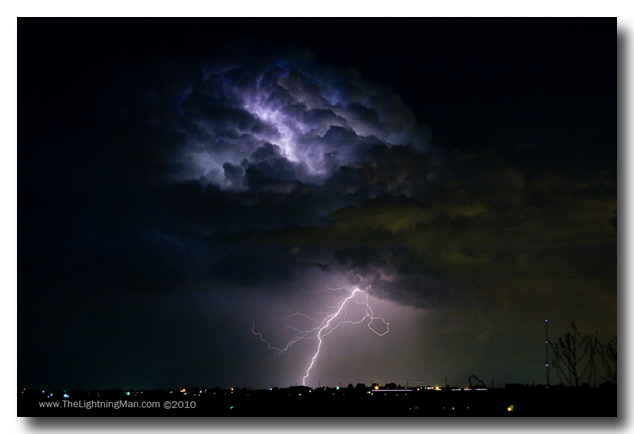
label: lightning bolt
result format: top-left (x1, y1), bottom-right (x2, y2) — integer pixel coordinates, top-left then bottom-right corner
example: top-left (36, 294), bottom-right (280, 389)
top-left (252, 287), bottom-right (389, 386)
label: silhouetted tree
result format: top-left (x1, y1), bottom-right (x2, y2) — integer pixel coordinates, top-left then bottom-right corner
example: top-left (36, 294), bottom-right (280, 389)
top-left (597, 336), bottom-right (617, 385)
top-left (550, 323), bottom-right (598, 387)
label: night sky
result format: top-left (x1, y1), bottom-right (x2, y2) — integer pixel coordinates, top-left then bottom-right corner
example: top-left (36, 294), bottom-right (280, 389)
top-left (18, 18), bottom-right (616, 391)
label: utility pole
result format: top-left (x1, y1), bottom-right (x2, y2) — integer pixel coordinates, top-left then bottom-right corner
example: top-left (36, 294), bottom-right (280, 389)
top-left (545, 319), bottom-right (550, 387)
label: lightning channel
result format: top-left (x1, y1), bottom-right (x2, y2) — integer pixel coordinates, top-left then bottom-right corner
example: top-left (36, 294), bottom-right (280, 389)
top-left (252, 287), bottom-right (389, 387)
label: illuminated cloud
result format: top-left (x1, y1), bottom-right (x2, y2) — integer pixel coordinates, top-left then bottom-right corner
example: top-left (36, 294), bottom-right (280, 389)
top-left (144, 54), bottom-right (431, 189)
top-left (72, 48), bottom-right (615, 314)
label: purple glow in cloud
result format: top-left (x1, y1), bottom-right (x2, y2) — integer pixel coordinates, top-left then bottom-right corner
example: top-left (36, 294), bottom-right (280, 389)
top-left (165, 55), bottom-right (430, 188)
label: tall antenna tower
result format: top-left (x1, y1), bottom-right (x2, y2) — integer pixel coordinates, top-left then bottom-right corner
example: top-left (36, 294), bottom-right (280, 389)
top-left (545, 319), bottom-right (550, 387)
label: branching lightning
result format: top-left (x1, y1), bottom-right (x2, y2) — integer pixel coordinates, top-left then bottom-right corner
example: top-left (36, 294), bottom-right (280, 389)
top-left (252, 287), bottom-right (389, 386)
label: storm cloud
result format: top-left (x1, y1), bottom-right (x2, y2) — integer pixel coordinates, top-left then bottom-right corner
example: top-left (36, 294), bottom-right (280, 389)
top-left (19, 19), bottom-right (616, 391)
top-left (21, 47), bottom-right (616, 314)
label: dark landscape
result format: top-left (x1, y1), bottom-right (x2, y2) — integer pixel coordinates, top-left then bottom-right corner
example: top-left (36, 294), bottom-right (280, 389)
top-left (20, 383), bottom-right (616, 417)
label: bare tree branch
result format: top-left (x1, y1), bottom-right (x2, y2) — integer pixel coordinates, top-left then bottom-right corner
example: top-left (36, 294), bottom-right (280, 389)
top-left (549, 323), bottom-right (599, 387)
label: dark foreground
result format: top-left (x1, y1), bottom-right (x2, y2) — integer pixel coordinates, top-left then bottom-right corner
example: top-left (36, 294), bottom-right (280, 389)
top-left (19, 385), bottom-right (616, 417)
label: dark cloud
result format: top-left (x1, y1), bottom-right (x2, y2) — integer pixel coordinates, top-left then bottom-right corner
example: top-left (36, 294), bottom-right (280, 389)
top-left (210, 250), bottom-right (295, 285)
top-left (21, 47), bottom-right (616, 314)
